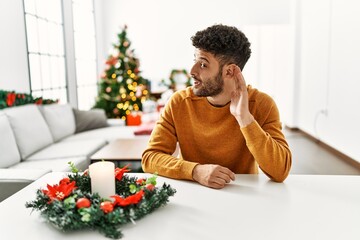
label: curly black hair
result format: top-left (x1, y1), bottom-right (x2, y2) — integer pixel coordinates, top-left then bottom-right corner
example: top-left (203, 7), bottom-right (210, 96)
top-left (191, 24), bottom-right (251, 70)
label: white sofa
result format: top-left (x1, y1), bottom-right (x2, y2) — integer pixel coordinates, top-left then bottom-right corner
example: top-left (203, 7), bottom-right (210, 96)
top-left (0, 103), bottom-right (138, 201)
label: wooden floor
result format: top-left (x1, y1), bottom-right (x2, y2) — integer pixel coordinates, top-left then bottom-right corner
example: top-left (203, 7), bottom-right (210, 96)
top-left (284, 128), bottom-right (360, 175)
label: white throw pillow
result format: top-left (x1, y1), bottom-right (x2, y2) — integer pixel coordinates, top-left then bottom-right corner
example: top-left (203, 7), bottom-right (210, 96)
top-left (4, 104), bottom-right (53, 159)
top-left (0, 111), bottom-right (21, 167)
top-left (40, 104), bottom-right (76, 142)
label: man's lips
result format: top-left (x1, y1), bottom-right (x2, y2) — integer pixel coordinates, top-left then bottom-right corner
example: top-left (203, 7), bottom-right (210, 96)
top-left (193, 78), bottom-right (201, 87)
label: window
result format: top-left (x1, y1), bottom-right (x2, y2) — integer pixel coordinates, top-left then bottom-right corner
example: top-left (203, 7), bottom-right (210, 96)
top-left (23, 0), bottom-right (98, 109)
top-left (72, 0), bottom-right (98, 110)
top-left (23, 0), bottom-right (67, 103)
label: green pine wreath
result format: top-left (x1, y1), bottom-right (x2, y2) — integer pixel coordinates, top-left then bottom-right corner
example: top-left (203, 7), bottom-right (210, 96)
top-left (25, 163), bottom-right (176, 239)
top-left (161, 69), bottom-right (192, 90)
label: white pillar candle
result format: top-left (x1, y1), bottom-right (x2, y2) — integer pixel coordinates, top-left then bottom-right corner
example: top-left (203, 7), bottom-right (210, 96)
top-left (89, 161), bottom-right (115, 199)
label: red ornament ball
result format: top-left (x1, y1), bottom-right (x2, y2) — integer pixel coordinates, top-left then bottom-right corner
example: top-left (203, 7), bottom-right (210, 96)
top-left (76, 198), bottom-right (91, 209)
top-left (146, 184), bottom-right (155, 191)
top-left (100, 201), bottom-right (114, 213)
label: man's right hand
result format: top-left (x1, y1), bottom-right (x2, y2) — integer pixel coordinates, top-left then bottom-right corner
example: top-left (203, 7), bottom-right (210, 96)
top-left (192, 164), bottom-right (235, 189)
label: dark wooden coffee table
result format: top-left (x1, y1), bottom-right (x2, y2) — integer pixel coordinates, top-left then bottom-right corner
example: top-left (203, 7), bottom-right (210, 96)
top-left (90, 137), bottom-right (150, 172)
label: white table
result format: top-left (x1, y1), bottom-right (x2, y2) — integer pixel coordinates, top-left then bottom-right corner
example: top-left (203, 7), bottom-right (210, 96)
top-left (0, 173), bottom-right (359, 240)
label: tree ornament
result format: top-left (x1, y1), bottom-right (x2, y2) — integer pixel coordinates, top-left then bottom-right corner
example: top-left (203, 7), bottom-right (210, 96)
top-left (119, 87), bottom-right (126, 94)
top-left (112, 49), bottom-right (120, 58)
top-left (113, 108), bottom-right (119, 115)
top-left (100, 72), bottom-right (107, 79)
top-left (106, 56), bottom-right (118, 66)
top-left (106, 87), bottom-right (112, 93)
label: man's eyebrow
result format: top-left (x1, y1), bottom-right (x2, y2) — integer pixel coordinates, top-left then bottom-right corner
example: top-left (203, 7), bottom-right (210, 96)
top-left (198, 56), bottom-right (210, 63)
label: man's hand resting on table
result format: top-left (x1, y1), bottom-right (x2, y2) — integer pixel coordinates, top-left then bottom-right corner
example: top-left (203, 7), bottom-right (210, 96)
top-left (192, 164), bottom-right (235, 189)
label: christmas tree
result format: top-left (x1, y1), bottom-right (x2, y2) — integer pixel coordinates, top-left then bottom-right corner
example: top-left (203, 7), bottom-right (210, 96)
top-left (94, 25), bottom-right (149, 121)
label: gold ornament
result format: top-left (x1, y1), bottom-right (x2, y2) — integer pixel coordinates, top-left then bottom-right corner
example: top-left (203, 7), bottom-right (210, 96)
top-left (120, 87), bottom-right (126, 94)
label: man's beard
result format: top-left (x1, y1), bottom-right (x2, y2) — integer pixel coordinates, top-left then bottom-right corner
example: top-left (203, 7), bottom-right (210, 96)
top-left (193, 71), bottom-right (224, 97)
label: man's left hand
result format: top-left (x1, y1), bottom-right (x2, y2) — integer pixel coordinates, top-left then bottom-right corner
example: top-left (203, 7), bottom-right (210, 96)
top-left (229, 66), bottom-right (254, 127)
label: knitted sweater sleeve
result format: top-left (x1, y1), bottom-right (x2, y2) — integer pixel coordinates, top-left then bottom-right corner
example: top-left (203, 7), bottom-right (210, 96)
top-left (241, 96), bottom-right (292, 182)
top-left (141, 93), bottom-right (198, 180)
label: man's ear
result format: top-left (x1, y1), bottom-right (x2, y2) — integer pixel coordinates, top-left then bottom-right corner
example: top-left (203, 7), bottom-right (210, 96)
top-left (223, 64), bottom-right (237, 78)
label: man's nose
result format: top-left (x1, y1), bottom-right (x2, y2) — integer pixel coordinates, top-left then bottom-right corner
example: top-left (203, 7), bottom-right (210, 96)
top-left (190, 64), bottom-right (198, 78)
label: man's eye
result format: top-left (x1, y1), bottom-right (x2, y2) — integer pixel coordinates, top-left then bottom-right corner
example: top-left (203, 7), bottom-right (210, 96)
top-left (200, 63), bottom-right (206, 68)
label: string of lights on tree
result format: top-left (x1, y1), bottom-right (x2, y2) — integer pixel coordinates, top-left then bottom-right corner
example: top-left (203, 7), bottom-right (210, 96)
top-left (94, 25), bottom-right (150, 121)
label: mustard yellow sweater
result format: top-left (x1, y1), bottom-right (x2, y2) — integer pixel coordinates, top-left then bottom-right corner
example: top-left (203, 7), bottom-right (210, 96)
top-left (142, 86), bottom-right (292, 182)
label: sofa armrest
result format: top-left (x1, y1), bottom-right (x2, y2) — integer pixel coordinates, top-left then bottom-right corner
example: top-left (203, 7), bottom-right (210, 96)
top-left (0, 169), bottom-right (51, 202)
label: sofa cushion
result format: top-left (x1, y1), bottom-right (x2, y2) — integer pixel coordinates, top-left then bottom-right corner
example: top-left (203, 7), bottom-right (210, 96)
top-left (0, 112), bottom-right (21, 167)
top-left (9, 156), bottom-right (89, 172)
top-left (41, 104), bottom-right (76, 142)
top-left (4, 104), bottom-right (53, 159)
top-left (26, 139), bottom-right (106, 161)
top-left (73, 108), bottom-right (108, 133)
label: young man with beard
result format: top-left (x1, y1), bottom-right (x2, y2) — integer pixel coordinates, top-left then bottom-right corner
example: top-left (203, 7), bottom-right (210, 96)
top-left (142, 24), bottom-right (292, 189)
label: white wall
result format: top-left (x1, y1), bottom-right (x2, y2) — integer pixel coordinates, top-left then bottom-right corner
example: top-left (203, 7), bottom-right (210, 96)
top-left (0, 0), bottom-right (30, 92)
top-left (96, 0), bottom-right (295, 128)
top-left (98, 0), bottom-right (290, 89)
top-left (296, 0), bottom-right (360, 161)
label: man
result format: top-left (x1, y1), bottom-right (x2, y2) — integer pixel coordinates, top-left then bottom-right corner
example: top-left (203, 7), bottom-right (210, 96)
top-left (142, 24), bottom-right (292, 189)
